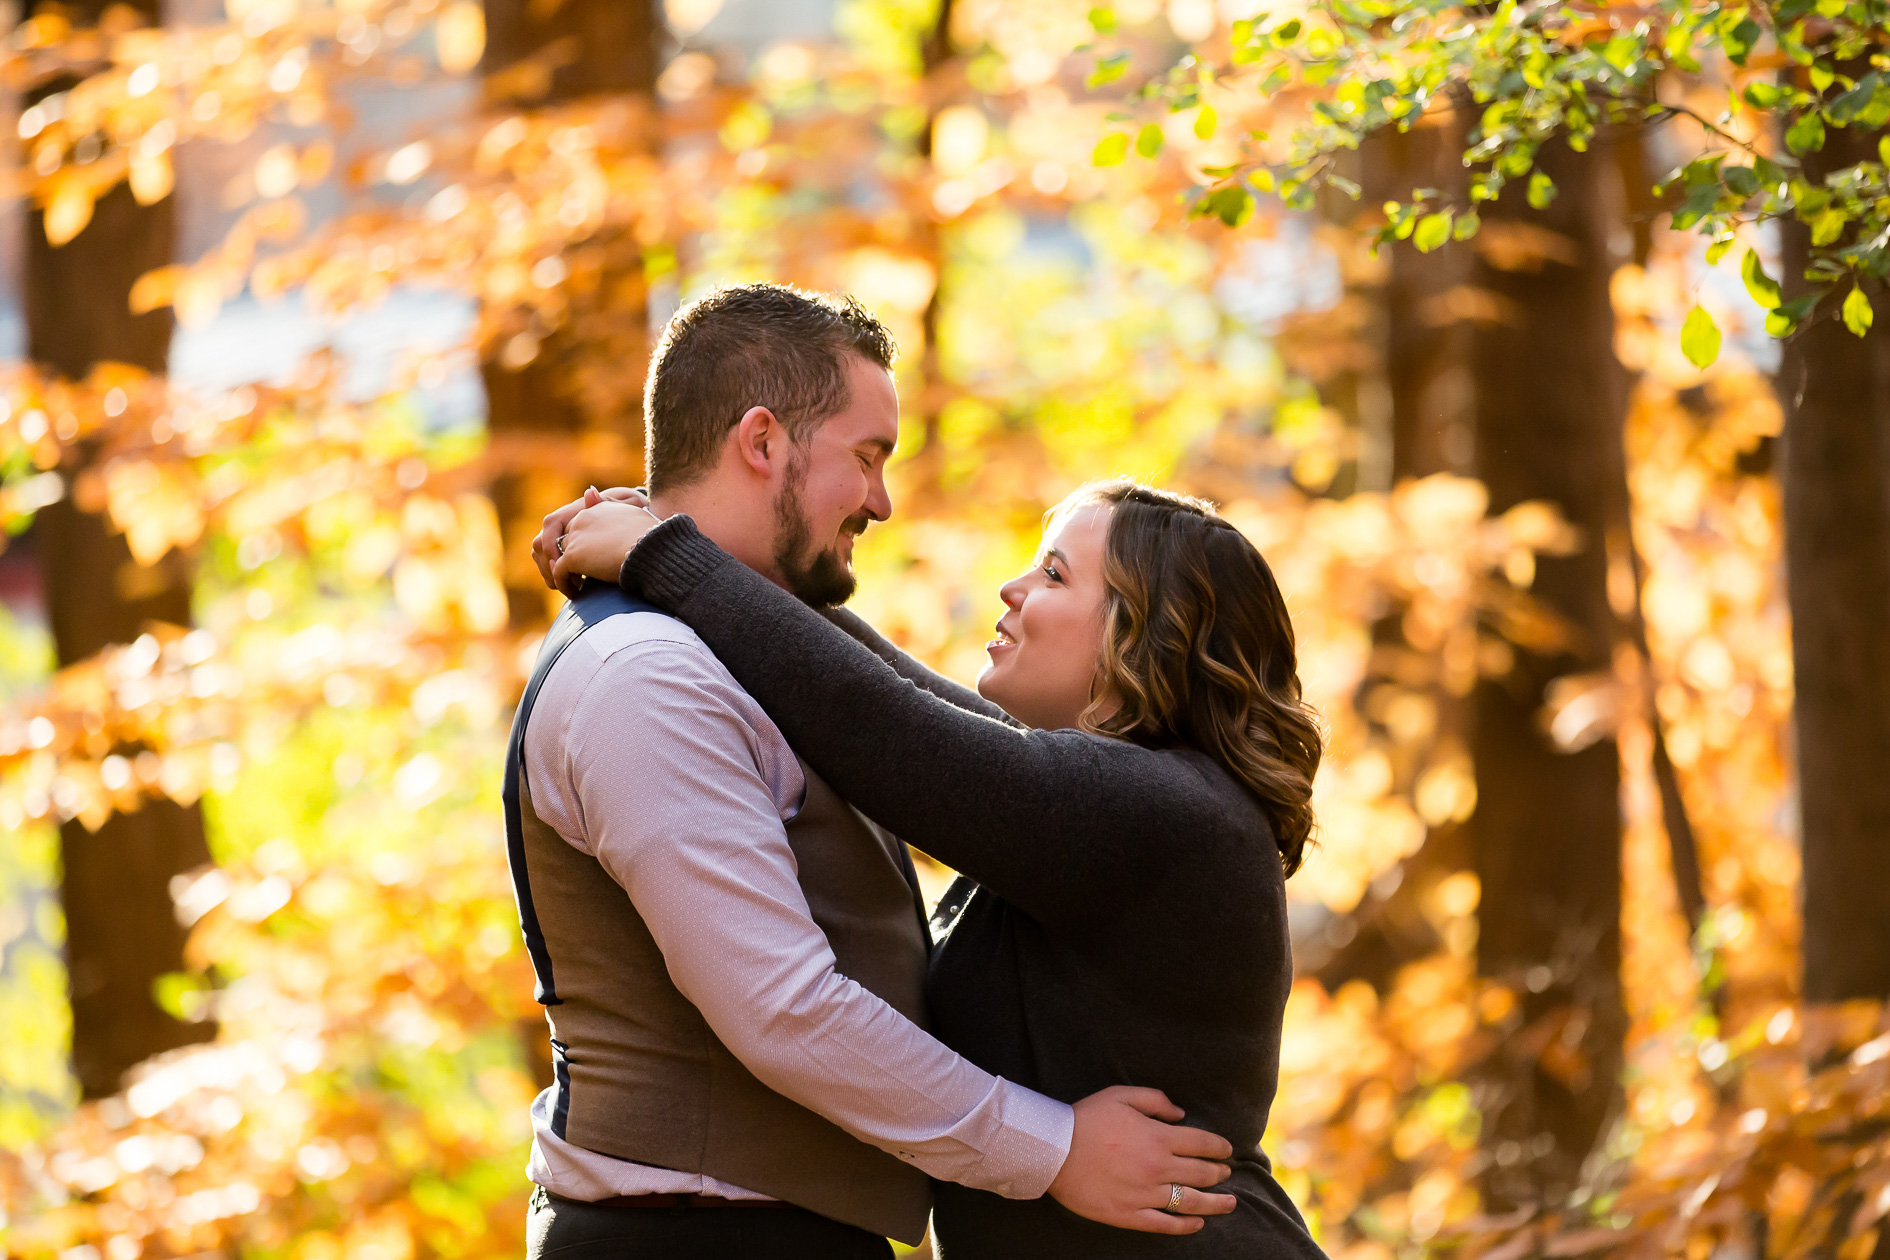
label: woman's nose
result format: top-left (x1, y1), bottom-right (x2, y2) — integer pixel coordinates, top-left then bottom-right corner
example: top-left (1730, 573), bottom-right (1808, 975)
top-left (998, 576), bottom-right (1026, 609)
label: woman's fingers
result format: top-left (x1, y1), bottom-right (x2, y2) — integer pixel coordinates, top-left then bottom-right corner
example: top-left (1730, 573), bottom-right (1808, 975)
top-left (598, 486), bottom-right (646, 503)
top-left (532, 496), bottom-right (591, 591)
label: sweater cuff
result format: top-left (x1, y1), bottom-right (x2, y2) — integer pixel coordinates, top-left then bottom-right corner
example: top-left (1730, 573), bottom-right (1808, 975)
top-left (618, 514), bottom-right (729, 611)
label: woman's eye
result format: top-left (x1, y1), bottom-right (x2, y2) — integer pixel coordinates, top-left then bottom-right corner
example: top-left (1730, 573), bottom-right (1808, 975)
top-left (1042, 563), bottom-right (1062, 582)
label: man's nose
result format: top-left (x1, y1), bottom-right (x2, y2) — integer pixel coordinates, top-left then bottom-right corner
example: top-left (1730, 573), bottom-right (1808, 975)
top-left (863, 469), bottom-right (892, 523)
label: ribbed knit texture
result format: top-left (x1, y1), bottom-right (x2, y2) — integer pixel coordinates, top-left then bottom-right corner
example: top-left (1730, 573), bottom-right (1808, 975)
top-left (620, 516), bottom-right (1327, 1260)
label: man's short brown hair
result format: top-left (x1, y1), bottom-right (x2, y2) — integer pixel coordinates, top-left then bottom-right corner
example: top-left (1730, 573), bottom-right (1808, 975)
top-left (643, 284), bottom-right (898, 494)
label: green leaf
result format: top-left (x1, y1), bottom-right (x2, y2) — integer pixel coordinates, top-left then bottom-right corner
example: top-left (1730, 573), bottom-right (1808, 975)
top-left (1809, 63), bottom-right (1835, 92)
top-left (1274, 17), bottom-right (1301, 42)
top-left (1786, 111), bottom-right (1826, 154)
top-left (1743, 82), bottom-right (1786, 109)
top-left (1136, 123), bottom-right (1164, 158)
top-left (1723, 16), bottom-right (1762, 64)
top-left (1809, 205), bottom-right (1848, 246)
top-left (1828, 72), bottom-right (1878, 121)
top-left (1088, 51), bottom-right (1131, 87)
top-left (1452, 211), bottom-right (1481, 241)
top-left (1527, 171), bottom-right (1558, 209)
top-left (1194, 105), bottom-right (1218, 140)
top-left (1843, 286), bottom-right (1874, 337)
top-left (1723, 165), bottom-right (1760, 197)
top-left (1088, 6), bottom-right (1118, 34)
top-left (1766, 294), bottom-right (1818, 337)
top-left (1880, 135), bottom-right (1890, 166)
top-left (1204, 184), bottom-right (1254, 227)
top-left (1742, 249), bottom-right (1782, 310)
top-left (1413, 211), bottom-right (1452, 253)
top-left (1706, 237), bottom-right (1734, 265)
top-left (1681, 304), bottom-right (1722, 368)
top-left (1092, 132), bottom-right (1130, 166)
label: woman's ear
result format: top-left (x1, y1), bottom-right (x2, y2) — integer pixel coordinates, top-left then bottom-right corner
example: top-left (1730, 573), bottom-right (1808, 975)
top-left (732, 405), bottom-right (786, 477)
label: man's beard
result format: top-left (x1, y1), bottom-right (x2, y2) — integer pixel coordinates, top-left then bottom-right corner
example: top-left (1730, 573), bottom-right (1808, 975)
top-left (773, 452), bottom-right (866, 607)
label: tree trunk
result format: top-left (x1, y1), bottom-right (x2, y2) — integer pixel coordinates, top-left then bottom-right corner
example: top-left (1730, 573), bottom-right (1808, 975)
top-left (25, 2), bottom-right (213, 1098)
top-left (1312, 116), bottom-right (1475, 990)
top-left (1467, 138), bottom-right (1628, 1207)
top-left (1381, 121), bottom-right (1475, 486)
top-left (1782, 118), bottom-right (1890, 1005)
top-left (482, 0), bottom-right (660, 1088)
top-left (480, 0), bottom-right (659, 627)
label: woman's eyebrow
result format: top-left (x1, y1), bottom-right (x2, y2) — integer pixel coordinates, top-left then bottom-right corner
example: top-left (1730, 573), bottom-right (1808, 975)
top-left (1043, 546), bottom-right (1071, 572)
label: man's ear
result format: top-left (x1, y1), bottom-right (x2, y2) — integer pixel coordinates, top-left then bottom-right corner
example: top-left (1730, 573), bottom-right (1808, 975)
top-left (732, 405), bottom-right (787, 477)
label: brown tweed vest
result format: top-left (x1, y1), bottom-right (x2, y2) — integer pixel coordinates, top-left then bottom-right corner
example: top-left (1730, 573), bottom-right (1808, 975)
top-left (503, 587), bottom-right (933, 1244)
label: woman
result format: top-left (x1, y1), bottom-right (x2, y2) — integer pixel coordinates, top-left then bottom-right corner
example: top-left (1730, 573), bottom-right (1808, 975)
top-left (553, 480), bottom-right (1326, 1259)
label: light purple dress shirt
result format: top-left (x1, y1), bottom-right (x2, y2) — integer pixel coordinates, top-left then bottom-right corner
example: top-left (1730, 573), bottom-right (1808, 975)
top-left (521, 609), bottom-right (1075, 1204)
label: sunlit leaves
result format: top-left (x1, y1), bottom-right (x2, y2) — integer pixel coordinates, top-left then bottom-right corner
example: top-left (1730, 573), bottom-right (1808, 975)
top-left (1681, 305), bottom-right (1722, 368)
top-left (41, 180), bottom-right (93, 246)
top-left (1088, 50), bottom-right (1131, 87)
top-left (435, 2), bottom-right (486, 75)
top-left (1786, 110), bottom-right (1827, 155)
top-left (1092, 130), bottom-right (1130, 166)
top-left (1133, 0), bottom-right (1890, 356)
top-left (1843, 286), bottom-right (1874, 337)
top-left (1412, 210), bottom-right (1451, 253)
top-left (1135, 122), bottom-right (1164, 158)
top-left (1743, 249), bottom-right (1782, 310)
top-left (1199, 183), bottom-right (1253, 226)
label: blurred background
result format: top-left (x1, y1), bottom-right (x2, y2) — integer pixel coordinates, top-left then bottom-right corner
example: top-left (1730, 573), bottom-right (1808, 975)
top-left (1, 0), bottom-right (1887, 1257)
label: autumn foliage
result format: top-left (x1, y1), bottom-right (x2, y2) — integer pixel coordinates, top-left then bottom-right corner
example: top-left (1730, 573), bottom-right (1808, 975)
top-left (1, 2), bottom-right (1886, 1259)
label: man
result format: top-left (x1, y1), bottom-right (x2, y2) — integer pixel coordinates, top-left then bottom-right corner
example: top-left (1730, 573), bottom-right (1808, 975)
top-left (513, 283), bottom-right (1234, 1258)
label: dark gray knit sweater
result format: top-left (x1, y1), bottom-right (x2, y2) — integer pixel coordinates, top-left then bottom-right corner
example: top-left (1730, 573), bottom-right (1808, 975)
top-left (620, 516), bottom-right (1326, 1260)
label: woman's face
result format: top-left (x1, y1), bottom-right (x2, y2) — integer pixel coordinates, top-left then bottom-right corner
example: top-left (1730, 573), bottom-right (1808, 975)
top-left (977, 502), bottom-right (1114, 731)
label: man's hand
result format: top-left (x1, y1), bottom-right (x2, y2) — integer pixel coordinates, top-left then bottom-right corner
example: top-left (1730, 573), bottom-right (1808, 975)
top-left (1046, 1087), bottom-right (1238, 1235)
top-left (531, 486), bottom-right (645, 597)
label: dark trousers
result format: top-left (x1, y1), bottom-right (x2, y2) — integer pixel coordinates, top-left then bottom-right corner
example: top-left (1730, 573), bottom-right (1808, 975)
top-left (525, 1186), bottom-right (896, 1260)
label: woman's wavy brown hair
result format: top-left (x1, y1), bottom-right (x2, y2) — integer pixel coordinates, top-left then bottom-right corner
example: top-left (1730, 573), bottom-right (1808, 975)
top-left (1060, 480), bottom-right (1322, 875)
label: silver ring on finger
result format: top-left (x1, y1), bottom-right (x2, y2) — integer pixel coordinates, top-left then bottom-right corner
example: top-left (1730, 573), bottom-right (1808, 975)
top-left (556, 533), bottom-right (566, 555)
top-left (1166, 1183), bottom-right (1185, 1213)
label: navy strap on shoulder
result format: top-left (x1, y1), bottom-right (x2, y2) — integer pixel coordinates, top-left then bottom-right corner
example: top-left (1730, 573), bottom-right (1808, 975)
top-left (503, 582), bottom-right (663, 1005)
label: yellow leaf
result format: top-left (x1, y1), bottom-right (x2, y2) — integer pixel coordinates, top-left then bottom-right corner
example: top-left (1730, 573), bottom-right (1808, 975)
top-left (436, 2), bottom-right (485, 74)
top-left (175, 270), bottom-right (224, 328)
top-left (43, 180), bottom-right (93, 246)
top-left (129, 150), bottom-right (173, 205)
top-left (129, 264), bottom-right (183, 315)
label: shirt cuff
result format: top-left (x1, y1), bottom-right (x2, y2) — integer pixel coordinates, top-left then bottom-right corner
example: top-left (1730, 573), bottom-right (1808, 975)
top-left (986, 1082), bottom-right (1077, 1200)
top-left (904, 1079), bottom-right (1072, 1200)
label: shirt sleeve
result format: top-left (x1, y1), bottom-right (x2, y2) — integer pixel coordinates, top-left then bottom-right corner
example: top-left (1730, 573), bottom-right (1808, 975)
top-left (563, 639), bottom-right (1073, 1198)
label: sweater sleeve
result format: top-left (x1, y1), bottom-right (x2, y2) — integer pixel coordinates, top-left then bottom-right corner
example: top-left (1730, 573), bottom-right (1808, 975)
top-left (620, 516), bottom-right (1201, 926)
top-left (820, 607), bottom-right (1022, 728)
